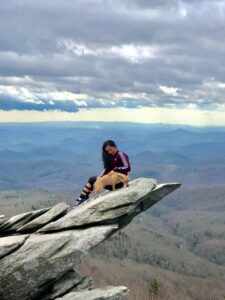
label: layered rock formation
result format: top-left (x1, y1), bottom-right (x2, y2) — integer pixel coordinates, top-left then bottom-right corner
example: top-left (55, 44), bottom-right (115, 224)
top-left (0, 177), bottom-right (181, 300)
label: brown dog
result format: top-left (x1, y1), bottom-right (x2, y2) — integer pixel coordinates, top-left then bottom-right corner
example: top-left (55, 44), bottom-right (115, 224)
top-left (93, 171), bottom-right (129, 200)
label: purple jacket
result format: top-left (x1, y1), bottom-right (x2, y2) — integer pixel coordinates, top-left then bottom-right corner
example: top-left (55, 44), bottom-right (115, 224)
top-left (99, 150), bottom-right (131, 177)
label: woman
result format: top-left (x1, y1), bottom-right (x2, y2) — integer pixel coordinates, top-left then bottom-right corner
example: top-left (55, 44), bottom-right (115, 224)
top-left (74, 139), bottom-right (131, 206)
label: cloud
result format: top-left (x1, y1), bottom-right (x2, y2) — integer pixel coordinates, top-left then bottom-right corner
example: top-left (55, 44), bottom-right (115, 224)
top-left (57, 40), bottom-right (160, 63)
top-left (159, 85), bottom-right (179, 96)
top-left (0, 85), bottom-right (79, 112)
top-left (0, 96), bottom-right (79, 112)
top-left (0, 0), bottom-right (224, 114)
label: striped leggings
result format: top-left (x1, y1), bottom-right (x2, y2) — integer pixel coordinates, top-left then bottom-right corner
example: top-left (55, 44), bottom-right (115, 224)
top-left (79, 175), bottom-right (124, 198)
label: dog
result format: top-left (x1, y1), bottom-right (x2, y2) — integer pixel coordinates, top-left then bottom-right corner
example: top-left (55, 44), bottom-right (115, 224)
top-left (93, 171), bottom-right (129, 200)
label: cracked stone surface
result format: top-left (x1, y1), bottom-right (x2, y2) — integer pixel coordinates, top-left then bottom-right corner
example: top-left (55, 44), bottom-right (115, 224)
top-left (0, 177), bottom-right (181, 300)
top-left (0, 215), bottom-right (6, 225)
top-left (0, 234), bottom-right (29, 259)
top-left (55, 286), bottom-right (129, 300)
top-left (0, 208), bottom-right (50, 233)
top-left (18, 203), bottom-right (69, 232)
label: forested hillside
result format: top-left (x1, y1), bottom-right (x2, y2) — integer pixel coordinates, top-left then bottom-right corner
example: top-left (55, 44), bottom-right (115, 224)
top-left (1, 122), bottom-right (225, 299)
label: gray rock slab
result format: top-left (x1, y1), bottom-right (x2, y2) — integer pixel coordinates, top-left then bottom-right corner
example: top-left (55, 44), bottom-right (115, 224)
top-left (0, 234), bottom-right (29, 259)
top-left (55, 286), bottom-right (129, 300)
top-left (0, 224), bottom-right (118, 300)
top-left (39, 178), bottom-right (158, 232)
top-left (42, 269), bottom-right (93, 300)
top-left (18, 203), bottom-right (69, 232)
top-left (0, 215), bottom-right (6, 225)
top-left (142, 182), bottom-right (182, 211)
top-left (0, 177), bottom-right (182, 300)
top-left (115, 181), bottom-right (181, 229)
top-left (0, 211), bottom-right (33, 233)
top-left (69, 276), bottom-right (93, 292)
top-left (0, 207), bottom-right (51, 234)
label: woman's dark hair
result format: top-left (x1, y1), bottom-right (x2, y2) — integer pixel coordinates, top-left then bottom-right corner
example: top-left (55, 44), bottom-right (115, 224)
top-left (101, 140), bottom-right (117, 170)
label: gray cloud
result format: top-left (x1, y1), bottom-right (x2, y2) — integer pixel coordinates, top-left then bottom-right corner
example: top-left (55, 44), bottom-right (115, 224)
top-left (0, 94), bottom-right (79, 112)
top-left (0, 0), bottom-right (224, 112)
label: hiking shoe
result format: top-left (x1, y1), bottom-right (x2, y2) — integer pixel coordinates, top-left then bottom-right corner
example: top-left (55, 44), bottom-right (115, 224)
top-left (74, 199), bottom-right (84, 207)
top-left (73, 195), bottom-right (89, 207)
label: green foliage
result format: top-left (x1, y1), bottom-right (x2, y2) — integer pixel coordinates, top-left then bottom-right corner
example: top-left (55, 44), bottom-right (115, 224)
top-left (148, 278), bottom-right (160, 296)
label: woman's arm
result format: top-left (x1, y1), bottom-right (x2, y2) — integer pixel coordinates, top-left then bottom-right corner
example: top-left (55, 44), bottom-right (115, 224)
top-left (113, 152), bottom-right (131, 173)
top-left (99, 168), bottom-right (107, 177)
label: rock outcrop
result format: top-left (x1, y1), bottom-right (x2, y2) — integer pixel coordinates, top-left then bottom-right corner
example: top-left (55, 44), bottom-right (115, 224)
top-left (0, 177), bottom-right (181, 300)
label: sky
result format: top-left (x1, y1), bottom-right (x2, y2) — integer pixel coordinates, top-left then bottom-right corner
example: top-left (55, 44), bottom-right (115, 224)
top-left (0, 0), bottom-right (225, 125)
